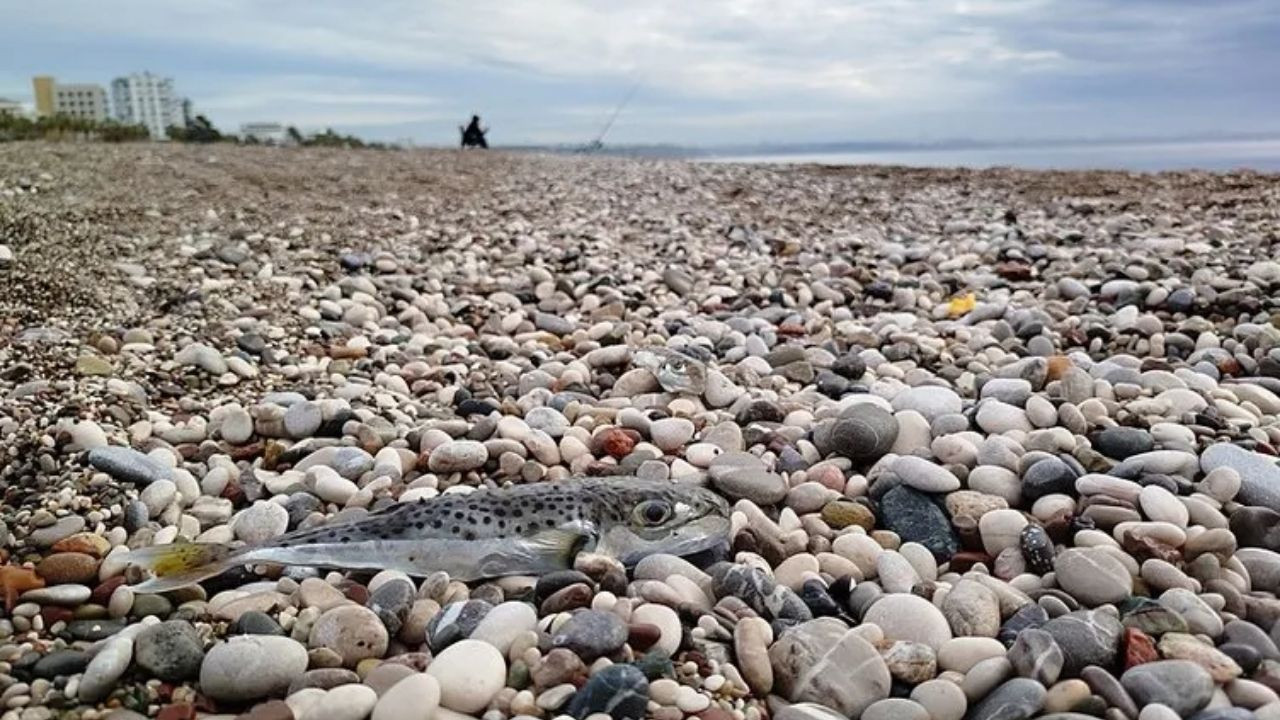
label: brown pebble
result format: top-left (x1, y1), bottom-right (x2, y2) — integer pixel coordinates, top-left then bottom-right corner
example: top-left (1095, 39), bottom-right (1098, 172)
top-left (52, 533), bottom-right (111, 558)
top-left (286, 668), bottom-right (360, 695)
top-left (628, 622), bottom-right (662, 653)
top-left (36, 552), bottom-right (100, 584)
top-left (236, 699), bottom-right (294, 720)
top-left (156, 703), bottom-right (197, 720)
top-left (531, 648), bottom-right (588, 690)
top-left (91, 576), bottom-right (128, 605)
top-left (41, 605), bottom-right (75, 626)
top-left (540, 583), bottom-right (593, 614)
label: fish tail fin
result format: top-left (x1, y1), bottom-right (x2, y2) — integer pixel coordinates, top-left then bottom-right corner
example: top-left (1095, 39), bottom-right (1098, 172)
top-left (122, 542), bottom-right (239, 593)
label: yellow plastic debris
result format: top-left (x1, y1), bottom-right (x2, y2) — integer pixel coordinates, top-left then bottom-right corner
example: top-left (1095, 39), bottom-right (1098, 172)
top-left (948, 293), bottom-right (976, 317)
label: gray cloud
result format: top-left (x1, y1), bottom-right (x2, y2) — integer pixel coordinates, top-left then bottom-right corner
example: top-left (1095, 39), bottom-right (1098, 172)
top-left (4, 1), bottom-right (1275, 144)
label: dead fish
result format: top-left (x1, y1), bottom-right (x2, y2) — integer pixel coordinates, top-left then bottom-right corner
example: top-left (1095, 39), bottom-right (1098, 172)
top-left (634, 348), bottom-right (707, 395)
top-left (123, 477), bottom-right (730, 592)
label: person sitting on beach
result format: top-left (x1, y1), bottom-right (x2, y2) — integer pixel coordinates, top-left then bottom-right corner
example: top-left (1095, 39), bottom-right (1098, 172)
top-left (460, 115), bottom-right (488, 149)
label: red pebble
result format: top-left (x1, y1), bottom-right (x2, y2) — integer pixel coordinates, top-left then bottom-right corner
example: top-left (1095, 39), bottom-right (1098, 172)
top-left (598, 428), bottom-right (636, 459)
top-left (40, 606), bottom-right (74, 626)
top-left (90, 575), bottom-right (128, 605)
top-left (627, 622), bottom-right (662, 653)
top-left (1124, 627), bottom-right (1159, 669)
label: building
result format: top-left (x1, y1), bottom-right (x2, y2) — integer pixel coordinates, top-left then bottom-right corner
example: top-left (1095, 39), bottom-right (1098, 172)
top-left (32, 76), bottom-right (54, 116)
top-left (53, 84), bottom-right (109, 122)
top-left (0, 98), bottom-right (23, 117)
top-left (240, 122), bottom-right (289, 145)
top-left (29, 76), bottom-right (109, 121)
top-left (112, 72), bottom-right (180, 139)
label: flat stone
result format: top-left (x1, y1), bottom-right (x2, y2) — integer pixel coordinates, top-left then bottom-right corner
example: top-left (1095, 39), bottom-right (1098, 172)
top-left (863, 593), bottom-right (952, 650)
top-left (564, 662), bottom-right (648, 720)
top-left (199, 635), bottom-right (309, 702)
top-left (967, 678), bottom-right (1046, 720)
top-left (550, 609), bottom-right (628, 661)
top-left (1121, 660), bottom-right (1214, 717)
top-left (769, 619), bottom-right (891, 718)
top-left (1053, 548), bottom-right (1132, 606)
top-left (1201, 443), bottom-right (1280, 511)
top-left (88, 446), bottom-right (168, 484)
top-left (942, 579), bottom-right (1001, 638)
top-left (878, 485), bottom-right (959, 562)
top-left (1041, 609), bottom-right (1122, 677)
top-left (893, 455), bottom-right (961, 493)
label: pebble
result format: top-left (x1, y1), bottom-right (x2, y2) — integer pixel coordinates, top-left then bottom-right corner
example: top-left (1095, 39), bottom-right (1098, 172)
top-left (200, 636), bottom-right (309, 702)
top-left (769, 620), bottom-right (891, 717)
top-left (9, 144), bottom-right (1280, 720)
top-left (1042, 609), bottom-right (1122, 677)
top-left (426, 639), bottom-right (507, 713)
top-left (1122, 660), bottom-right (1215, 717)
top-left (372, 673), bottom-right (441, 720)
top-left (863, 594), bottom-right (953, 650)
top-left (134, 620), bottom-right (205, 681)
top-left (1053, 548), bottom-right (1133, 606)
top-left (87, 446), bottom-right (169, 485)
top-left (565, 662), bottom-right (648, 720)
top-left (77, 636), bottom-right (133, 702)
top-left (308, 605), bottom-right (390, 666)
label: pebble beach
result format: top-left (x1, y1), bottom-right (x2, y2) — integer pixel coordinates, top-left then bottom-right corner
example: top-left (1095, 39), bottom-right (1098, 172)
top-left (3, 142), bottom-right (1280, 720)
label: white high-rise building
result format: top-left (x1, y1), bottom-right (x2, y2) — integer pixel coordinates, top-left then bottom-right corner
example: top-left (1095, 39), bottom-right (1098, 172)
top-left (111, 72), bottom-right (180, 139)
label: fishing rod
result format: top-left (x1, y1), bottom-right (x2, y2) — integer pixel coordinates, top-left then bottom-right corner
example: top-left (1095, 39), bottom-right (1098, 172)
top-left (581, 82), bottom-right (640, 153)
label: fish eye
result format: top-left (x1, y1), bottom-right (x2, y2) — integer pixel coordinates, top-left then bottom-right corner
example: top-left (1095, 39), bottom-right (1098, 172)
top-left (635, 500), bottom-right (672, 526)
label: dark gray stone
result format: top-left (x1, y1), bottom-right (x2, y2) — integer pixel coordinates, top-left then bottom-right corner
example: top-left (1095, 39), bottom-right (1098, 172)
top-left (551, 610), bottom-right (629, 661)
top-left (709, 564), bottom-right (812, 623)
top-left (967, 677), bottom-right (1046, 720)
top-left (31, 649), bottom-right (89, 679)
top-left (822, 406), bottom-right (898, 462)
top-left (427, 599), bottom-right (493, 652)
top-left (1040, 609), bottom-right (1122, 677)
top-left (878, 485), bottom-right (959, 562)
top-left (134, 620), bottom-right (204, 682)
top-left (1121, 660), bottom-right (1214, 717)
top-left (1091, 427), bottom-right (1154, 460)
top-left (229, 610), bottom-right (285, 636)
top-left (87, 446), bottom-right (168, 485)
top-left (1021, 457), bottom-right (1076, 502)
top-left (565, 663), bottom-right (648, 720)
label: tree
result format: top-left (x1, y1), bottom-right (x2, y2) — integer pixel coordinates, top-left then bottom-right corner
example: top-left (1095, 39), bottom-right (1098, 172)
top-left (286, 125), bottom-right (304, 145)
top-left (185, 114), bottom-right (223, 143)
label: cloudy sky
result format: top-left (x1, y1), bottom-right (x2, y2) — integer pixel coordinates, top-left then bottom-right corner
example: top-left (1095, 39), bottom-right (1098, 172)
top-left (4, 1), bottom-right (1277, 146)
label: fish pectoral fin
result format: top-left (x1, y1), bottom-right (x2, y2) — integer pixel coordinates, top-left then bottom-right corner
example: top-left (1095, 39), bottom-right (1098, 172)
top-left (525, 528), bottom-right (592, 565)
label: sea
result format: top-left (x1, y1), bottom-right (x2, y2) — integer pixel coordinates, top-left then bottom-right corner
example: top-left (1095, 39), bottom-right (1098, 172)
top-left (704, 138), bottom-right (1280, 173)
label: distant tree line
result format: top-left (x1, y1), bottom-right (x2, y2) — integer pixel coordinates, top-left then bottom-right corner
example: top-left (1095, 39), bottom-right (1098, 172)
top-left (0, 112), bottom-right (391, 149)
top-left (0, 113), bottom-right (150, 142)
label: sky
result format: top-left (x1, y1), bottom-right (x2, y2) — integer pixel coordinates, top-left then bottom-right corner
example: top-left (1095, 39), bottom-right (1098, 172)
top-left (3, 1), bottom-right (1278, 147)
